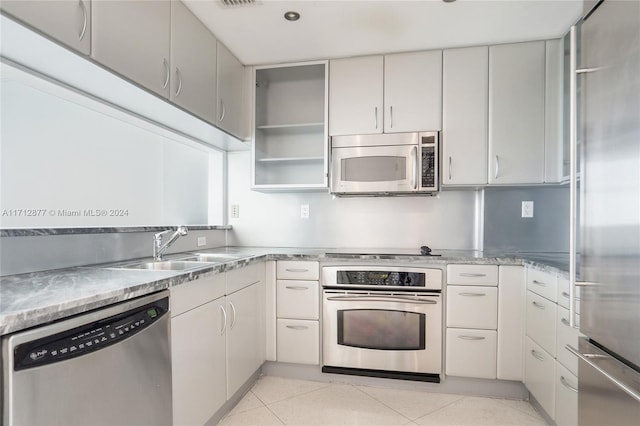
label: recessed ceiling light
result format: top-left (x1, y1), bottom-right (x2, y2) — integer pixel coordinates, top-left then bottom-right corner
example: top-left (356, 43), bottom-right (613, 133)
top-left (284, 11), bottom-right (300, 21)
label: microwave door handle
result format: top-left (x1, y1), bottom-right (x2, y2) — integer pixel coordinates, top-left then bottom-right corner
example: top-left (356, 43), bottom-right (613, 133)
top-left (411, 146), bottom-right (418, 190)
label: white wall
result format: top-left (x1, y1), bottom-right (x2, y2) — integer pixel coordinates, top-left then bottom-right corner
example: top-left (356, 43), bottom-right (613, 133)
top-left (227, 151), bottom-right (480, 249)
top-left (0, 63), bottom-right (223, 228)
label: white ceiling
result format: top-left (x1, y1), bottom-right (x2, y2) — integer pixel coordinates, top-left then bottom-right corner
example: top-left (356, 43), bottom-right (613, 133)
top-left (184, 0), bottom-right (583, 66)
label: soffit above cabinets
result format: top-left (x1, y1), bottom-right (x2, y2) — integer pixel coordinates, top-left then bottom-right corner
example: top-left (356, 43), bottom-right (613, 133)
top-left (183, 0), bottom-right (582, 65)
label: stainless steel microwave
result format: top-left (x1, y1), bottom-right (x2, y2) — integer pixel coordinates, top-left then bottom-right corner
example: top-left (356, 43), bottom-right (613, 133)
top-left (330, 132), bottom-right (439, 196)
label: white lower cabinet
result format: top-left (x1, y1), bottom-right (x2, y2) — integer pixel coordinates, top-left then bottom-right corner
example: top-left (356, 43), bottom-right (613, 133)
top-left (524, 336), bottom-right (556, 419)
top-left (277, 319), bottom-right (319, 364)
top-left (525, 290), bottom-right (557, 356)
top-left (446, 328), bottom-right (497, 379)
top-left (554, 362), bottom-right (579, 426)
top-left (446, 286), bottom-right (497, 329)
top-left (497, 266), bottom-right (525, 381)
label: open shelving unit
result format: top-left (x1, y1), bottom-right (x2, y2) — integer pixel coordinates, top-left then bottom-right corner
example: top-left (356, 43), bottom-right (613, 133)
top-left (252, 62), bottom-right (328, 190)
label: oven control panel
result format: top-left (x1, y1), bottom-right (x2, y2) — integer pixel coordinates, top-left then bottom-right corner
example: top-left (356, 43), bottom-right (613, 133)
top-left (336, 270), bottom-right (425, 287)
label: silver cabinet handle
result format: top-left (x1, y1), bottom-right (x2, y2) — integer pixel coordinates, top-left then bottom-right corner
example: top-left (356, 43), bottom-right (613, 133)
top-left (561, 318), bottom-right (570, 327)
top-left (459, 273), bottom-right (487, 277)
top-left (448, 156), bottom-right (452, 181)
top-left (374, 106), bottom-right (378, 129)
top-left (531, 349), bottom-right (546, 362)
top-left (560, 376), bottom-right (578, 393)
top-left (459, 292), bottom-right (486, 297)
top-left (458, 335), bottom-right (486, 341)
top-left (219, 100), bottom-right (226, 122)
top-left (286, 325), bottom-right (309, 331)
top-left (285, 268), bottom-right (308, 273)
top-left (78, 0), bottom-right (88, 41)
top-left (566, 344), bottom-right (640, 402)
top-left (576, 67), bottom-right (604, 74)
top-left (326, 295), bottom-right (437, 305)
top-left (532, 300), bottom-right (546, 309)
top-left (285, 286), bottom-right (308, 290)
top-left (175, 67), bottom-right (183, 97)
top-left (561, 291), bottom-right (570, 298)
top-left (162, 58), bottom-right (170, 89)
top-left (532, 279), bottom-right (547, 287)
top-left (411, 146), bottom-right (418, 190)
top-left (229, 301), bottom-right (236, 330)
top-left (219, 305), bottom-right (227, 335)
top-left (390, 105), bottom-right (394, 128)
top-left (494, 155), bottom-right (500, 179)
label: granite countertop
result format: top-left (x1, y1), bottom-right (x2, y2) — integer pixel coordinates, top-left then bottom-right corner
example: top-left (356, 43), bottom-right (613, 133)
top-left (0, 247), bottom-right (570, 336)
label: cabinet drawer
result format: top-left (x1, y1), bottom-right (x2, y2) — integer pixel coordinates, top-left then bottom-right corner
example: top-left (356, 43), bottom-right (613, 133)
top-left (446, 328), bottom-right (497, 379)
top-left (170, 274), bottom-right (225, 317)
top-left (526, 290), bottom-right (557, 356)
top-left (524, 337), bottom-right (556, 420)
top-left (276, 319), bottom-right (319, 365)
top-left (446, 286), bottom-right (497, 329)
top-left (555, 363), bottom-right (578, 426)
top-left (557, 275), bottom-right (580, 313)
top-left (277, 280), bottom-right (319, 320)
top-left (526, 268), bottom-right (558, 302)
top-left (226, 262), bottom-right (265, 294)
top-left (447, 265), bottom-right (498, 286)
top-left (277, 261), bottom-right (319, 280)
top-left (556, 306), bottom-right (581, 376)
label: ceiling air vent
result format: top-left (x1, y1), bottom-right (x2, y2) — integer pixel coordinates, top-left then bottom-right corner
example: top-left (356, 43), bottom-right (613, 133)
top-left (219, 0), bottom-right (260, 7)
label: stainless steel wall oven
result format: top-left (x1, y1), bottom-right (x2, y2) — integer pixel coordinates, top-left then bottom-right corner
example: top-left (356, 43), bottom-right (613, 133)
top-left (322, 266), bottom-right (442, 382)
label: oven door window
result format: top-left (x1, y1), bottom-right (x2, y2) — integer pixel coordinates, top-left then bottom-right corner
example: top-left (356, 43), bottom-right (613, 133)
top-left (337, 309), bottom-right (425, 351)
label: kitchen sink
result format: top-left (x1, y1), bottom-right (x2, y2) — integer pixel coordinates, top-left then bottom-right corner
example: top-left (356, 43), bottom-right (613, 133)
top-left (180, 253), bottom-right (247, 263)
top-left (114, 260), bottom-right (214, 271)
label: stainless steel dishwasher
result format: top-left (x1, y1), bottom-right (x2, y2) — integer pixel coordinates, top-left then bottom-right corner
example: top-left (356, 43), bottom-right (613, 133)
top-left (2, 290), bottom-right (172, 426)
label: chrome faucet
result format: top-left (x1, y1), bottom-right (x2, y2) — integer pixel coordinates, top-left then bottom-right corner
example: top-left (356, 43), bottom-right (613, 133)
top-left (153, 226), bottom-right (188, 260)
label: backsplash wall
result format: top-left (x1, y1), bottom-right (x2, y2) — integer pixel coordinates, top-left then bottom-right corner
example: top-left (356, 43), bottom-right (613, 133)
top-left (483, 186), bottom-right (570, 252)
top-left (226, 152), bottom-right (481, 250)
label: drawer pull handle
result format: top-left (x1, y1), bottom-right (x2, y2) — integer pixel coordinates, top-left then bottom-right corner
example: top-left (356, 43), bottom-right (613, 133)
top-left (562, 291), bottom-right (570, 298)
top-left (286, 268), bottom-right (309, 273)
top-left (285, 286), bottom-right (309, 290)
top-left (458, 335), bottom-right (486, 341)
top-left (532, 301), bottom-right (546, 309)
top-left (561, 318), bottom-right (570, 327)
top-left (286, 325), bottom-right (308, 331)
top-left (560, 376), bottom-right (579, 393)
top-left (459, 273), bottom-right (487, 277)
top-left (459, 292), bottom-right (486, 297)
top-left (531, 349), bottom-right (546, 361)
top-left (532, 279), bottom-right (547, 286)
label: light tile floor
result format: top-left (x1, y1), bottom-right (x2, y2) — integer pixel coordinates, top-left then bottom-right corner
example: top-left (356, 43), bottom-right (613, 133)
top-left (218, 376), bottom-right (548, 426)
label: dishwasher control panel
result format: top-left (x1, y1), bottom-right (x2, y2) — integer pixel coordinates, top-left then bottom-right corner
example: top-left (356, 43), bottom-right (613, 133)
top-left (13, 297), bottom-right (169, 370)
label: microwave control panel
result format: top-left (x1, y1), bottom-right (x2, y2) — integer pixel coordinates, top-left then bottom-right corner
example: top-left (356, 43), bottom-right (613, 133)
top-left (420, 133), bottom-right (438, 191)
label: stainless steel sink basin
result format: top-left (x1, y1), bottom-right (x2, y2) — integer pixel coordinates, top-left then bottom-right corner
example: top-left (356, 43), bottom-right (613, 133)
top-left (180, 253), bottom-right (247, 263)
top-left (115, 260), bottom-right (214, 271)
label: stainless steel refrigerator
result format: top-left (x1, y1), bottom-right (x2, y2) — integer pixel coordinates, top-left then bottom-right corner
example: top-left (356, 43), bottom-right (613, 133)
top-left (568, 0), bottom-right (640, 424)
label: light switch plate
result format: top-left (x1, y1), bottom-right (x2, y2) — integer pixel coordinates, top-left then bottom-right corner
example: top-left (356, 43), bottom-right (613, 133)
top-left (300, 204), bottom-right (310, 219)
top-left (231, 204), bottom-right (239, 219)
top-left (521, 201), bottom-right (534, 218)
top-left (197, 236), bottom-right (207, 247)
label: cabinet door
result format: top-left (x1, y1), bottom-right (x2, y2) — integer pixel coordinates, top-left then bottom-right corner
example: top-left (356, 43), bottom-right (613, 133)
top-left (524, 337), bottom-right (556, 420)
top-left (446, 286), bottom-right (497, 329)
top-left (544, 39), bottom-right (564, 183)
top-left (497, 266), bottom-right (525, 381)
top-left (329, 56), bottom-right (383, 135)
top-left (488, 41), bottom-right (545, 184)
top-left (170, 0), bottom-right (217, 123)
top-left (276, 319), bottom-right (319, 365)
top-left (1, 0), bottom-right (91, 54)
top-left (226, 282), bottom-right (262, 398)
top-left (446, 328), bottom-right (497, 379)
top-left (442, 46), bottom-right (488, 185)
top-left (555, 363), bottom-right (578, 426)
top-left (384, 50), bottom-right (442, 133)
top-left (172, 298), bottom-right (226, 426)
top-left (217, 42), bottom-right (245, 138)
top-left (92, 0), bottom-right (171, 98)
top-left (526, 290), bottom-right (557, 356)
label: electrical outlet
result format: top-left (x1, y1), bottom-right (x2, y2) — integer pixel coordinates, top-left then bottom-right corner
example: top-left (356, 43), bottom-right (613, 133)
top-left (231, 204), bottom-right (240, 219)
top-left (521, 201), bottom-right (534, 218)
top-left (300, 204), bottom-right (310, 219)
top-left (197, 236), bottom-right (207, 247)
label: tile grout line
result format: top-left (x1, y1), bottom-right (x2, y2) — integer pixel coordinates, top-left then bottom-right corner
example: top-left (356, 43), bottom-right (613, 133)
top-left (350, 384), bottom-right (414, 424)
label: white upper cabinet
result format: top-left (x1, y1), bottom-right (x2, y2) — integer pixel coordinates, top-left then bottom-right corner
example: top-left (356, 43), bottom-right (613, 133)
top-left (384, 50), bottom-right (442, 133)
top-left (217, 42), bottom-right (246, 139)
top-left (170, 0), bottom-right (217, 123)
top-left (329, 52), bottom-right (442, 136)
top-left (544, 38), bottom-right (565, 183)
top-left (329, 55), bottom-right (384, 136)
top-left (92, 0), bottom-right (171, 98)
top-left (488, 41), bottom-right (546, 184)
top-left (1, 0), bottom-right (91, 55)
top-left (442, 46), bottom-right (489, 185)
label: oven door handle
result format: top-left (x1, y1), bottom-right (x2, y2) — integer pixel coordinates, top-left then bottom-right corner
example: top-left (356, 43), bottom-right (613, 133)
top-left (326, 295), bottom-right (438, 304)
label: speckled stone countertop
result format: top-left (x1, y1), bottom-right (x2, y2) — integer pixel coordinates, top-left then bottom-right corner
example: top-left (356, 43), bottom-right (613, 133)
top-left (0, 247), bottom-right (569, 336)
